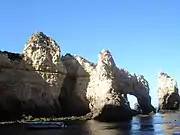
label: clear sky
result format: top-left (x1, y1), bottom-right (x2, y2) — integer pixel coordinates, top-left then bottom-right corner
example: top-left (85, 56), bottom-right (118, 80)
top-left (0, 0), bottom-right (180, 107)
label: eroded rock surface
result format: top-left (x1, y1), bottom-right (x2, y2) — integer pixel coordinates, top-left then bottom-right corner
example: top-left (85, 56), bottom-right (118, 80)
top-left (0, 32), bottom-right (66, 120)
top-left (157, 72), bottom-right (180, 111)
top-left (86, 49), bottom-right (134, 121)
top-left (61, 49), bottom-right (155, 121)
top-left (0, 31), bottom-right (155, 121)
top-left (60, 54), bottom-right (93, 116)
top-left (116, 69), bottom-right (155, 114)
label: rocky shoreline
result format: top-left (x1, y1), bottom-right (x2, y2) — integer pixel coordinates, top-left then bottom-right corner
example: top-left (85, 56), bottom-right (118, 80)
top-left (0, 110), bottom-right (178, 125)
top-left (0, 32), bottom-right (179, 122)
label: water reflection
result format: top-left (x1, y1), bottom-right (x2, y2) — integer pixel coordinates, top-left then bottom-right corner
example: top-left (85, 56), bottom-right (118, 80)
top-left (162, 113), bottom-right (180, 135)
top-left (131, 114), bottom-right (165, 135)
top-left (86, 120), bottom-right (132, 135)
top-left (0, 113), bottom-right (180, 135)
top-left (139, 116), bottom-right (154, 131)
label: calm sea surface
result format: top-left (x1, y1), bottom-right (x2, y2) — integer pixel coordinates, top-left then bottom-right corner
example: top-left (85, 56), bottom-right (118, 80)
top-left (0, 112), bottom-right (180, 135)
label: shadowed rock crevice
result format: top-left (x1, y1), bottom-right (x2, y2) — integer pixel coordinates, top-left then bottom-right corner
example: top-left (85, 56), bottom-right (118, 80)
top-left (161, 92), bottom-right (180, 110)
top-left (0, 65), bottom-right (63, 119)
top-left (0, 87), bottom-right (22, 121)
top-left (60, 54), bottom-right (90, 116)
top-left (93, 104), bottom-right (134, 122)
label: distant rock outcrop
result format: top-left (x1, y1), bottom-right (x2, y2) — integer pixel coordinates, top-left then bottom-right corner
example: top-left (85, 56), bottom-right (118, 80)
top-left (157, 72), bottom-right (180, 111)
top-left (0, 32), bottom-right (155, 121)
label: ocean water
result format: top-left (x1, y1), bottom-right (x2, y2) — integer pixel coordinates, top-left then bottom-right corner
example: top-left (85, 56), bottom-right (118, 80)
top-left (0, 112), bottom-right (180, 135)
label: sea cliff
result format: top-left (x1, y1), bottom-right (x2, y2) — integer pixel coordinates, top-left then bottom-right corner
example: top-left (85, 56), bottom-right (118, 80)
top-left (0, 32), bottom-right (155, 121)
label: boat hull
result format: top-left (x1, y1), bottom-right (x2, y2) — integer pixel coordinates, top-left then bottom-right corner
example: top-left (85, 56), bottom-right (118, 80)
top-left (21, 121), bottom-right (65, 129)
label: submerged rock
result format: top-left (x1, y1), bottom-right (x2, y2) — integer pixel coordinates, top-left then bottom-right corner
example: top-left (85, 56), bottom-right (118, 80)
top-left (157, 72), bottom-right (180, 111)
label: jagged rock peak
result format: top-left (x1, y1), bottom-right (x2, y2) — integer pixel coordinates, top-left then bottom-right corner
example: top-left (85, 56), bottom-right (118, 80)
top-left (159, 72), bottom-right (172, 79)
top-left (98, 49), bottom-right (116, 67)
top-left (22, 31), bottom-right (66, 72)
top-left (158, 72), bottom-right (178, 90)
top-left (23, 31), bottom-right (60, 54)
top-left (137, 75), bottom-right (150, 92)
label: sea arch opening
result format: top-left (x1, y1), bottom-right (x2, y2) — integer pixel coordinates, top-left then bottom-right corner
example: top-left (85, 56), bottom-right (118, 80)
top-left (127, 94), bottom-right (138, 110)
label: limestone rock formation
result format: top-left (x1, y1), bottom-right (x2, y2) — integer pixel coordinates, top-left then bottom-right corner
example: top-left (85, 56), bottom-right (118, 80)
top-left (60, 54), bottom-right (94, 116)
top-left (0, 32), bottom-right (66, 120)
top-left (86, 49), bottom-right (134, 121)
top-left (0, 31), bottom-right (155, 121)
top-left (61, 49), bottom-right (155, 121)
top-left (116, 69), bottom-right (155, 114)
top-left (157, 72), bottom-right (180, 111)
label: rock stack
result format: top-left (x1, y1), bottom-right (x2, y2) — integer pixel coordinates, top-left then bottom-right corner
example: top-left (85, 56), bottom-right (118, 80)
top-left (157, 72), bottom-right (180, 111)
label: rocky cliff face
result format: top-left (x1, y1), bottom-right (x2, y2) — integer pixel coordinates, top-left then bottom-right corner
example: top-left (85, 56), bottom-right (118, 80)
top-left (157, 72), bottom-right (180, 111)
top-left (61, 49), bottom-right (155, 121)
top-left (116, 69), bottom-right (155, 114)
top-left (0, 32), bottom-right (155, 121)
top-left (0, 32), bottom-right (66, 120)
top-left (60, 54), bottom-right (94, 116)
top-left (86, 49), bottom-right (134, 121)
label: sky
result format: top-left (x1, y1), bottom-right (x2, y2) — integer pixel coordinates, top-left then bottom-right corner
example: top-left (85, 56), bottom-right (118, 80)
top-left (0, 0), bottom-right (180, 107)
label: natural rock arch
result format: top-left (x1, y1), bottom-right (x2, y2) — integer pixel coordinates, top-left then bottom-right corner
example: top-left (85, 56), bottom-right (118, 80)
top-left (61, 49), bottom-right (156, 121)
top-left (127, 95), bottom-right (138, 109)
top-left (0, 32), bottom-right (156, 121)
top-left (115, 69), bottom-right (156, 114)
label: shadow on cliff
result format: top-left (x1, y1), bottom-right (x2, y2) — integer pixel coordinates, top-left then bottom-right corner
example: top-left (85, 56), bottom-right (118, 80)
top-left (0, 51), bottom-right (62, 121)
top-left (59, 53), bottom-right (91, 117)
top-left (159, 92), bottom-right (180, 111)
top-left (135, 95), bottom-right (156, 114)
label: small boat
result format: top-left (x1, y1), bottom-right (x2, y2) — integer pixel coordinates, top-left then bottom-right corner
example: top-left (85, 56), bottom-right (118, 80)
top-left (19, 121), bottom-right (66, 129)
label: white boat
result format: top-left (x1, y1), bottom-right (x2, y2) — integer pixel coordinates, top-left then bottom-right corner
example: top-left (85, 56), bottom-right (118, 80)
top-left (20, 121), bottom-right (66, 129)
